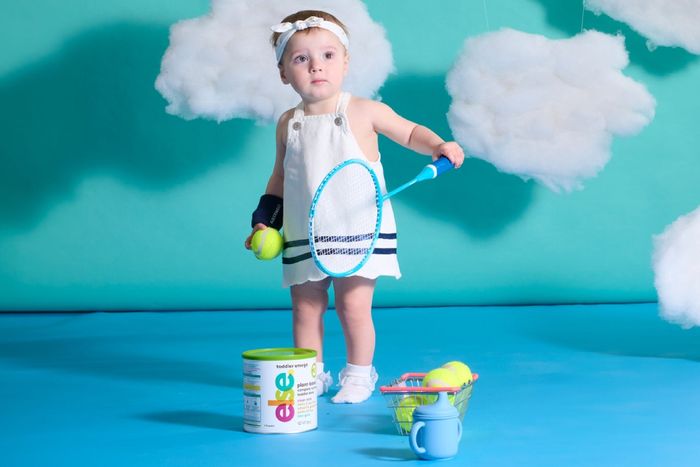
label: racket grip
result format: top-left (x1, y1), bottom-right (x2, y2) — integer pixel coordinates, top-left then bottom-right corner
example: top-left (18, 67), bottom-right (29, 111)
top-left (416, 156), bottom-right (455, 182)
top-left (431, 156), bottom-right (455, 176)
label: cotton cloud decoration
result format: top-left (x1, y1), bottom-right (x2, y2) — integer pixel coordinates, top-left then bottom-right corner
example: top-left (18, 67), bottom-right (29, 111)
top-left (585, 0), bottom-right (700, 55)
top-left (155, 0), bottom-right (393, 123)
top-left (653, 205), bottom-right (700, 328)
top-left (446, 28), bottom-right (656, 192)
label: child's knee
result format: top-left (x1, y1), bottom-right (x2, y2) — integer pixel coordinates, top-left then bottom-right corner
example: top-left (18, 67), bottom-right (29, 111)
top-left (291, 278), bottom-right (331, 301)
top-left (336, 300), bottom-right (373, 327)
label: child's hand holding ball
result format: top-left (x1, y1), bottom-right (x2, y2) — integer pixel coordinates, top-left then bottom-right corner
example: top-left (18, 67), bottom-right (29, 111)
top-left (247, 226), bottom-right (283, 260)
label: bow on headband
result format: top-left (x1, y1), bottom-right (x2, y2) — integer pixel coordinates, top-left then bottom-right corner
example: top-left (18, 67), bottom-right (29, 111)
top-left (271, 16), bottom-right (325, 33)
top-left (271, 16), bottom-right (349, 63)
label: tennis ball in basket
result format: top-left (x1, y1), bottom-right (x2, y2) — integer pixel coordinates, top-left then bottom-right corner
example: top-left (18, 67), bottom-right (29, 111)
top-left (442, 361), bottom-right (473, 386)
top-left (395, 396), bottom-right (424, 432)
top-left (251, 228), bottom-right (283, 260)
top-left (422, 368), bottom-right (461, 388)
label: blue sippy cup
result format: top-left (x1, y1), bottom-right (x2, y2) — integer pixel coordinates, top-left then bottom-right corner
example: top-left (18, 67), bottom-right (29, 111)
top-left (409, 391), bottom-right (462, 460)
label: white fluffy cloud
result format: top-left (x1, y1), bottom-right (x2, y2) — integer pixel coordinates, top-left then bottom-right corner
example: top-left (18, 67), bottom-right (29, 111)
top-left (585, 0), bottom-right (700, 54)
top-left (155, 0), bottom-right (393, 123)
top-left (653, 205), bottom-right (700, 328)
top-left (446, 28), bottom-right (656, 192)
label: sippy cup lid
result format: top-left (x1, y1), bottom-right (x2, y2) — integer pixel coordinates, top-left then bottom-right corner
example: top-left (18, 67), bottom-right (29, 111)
top-left (412, 391), bottom-right (460, 421)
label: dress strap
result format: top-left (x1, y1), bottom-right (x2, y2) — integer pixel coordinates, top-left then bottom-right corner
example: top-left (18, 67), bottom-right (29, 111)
top-left (336, 92), bottom-right (351, 114)
top-left (293, 101), bottom-right (305, 119)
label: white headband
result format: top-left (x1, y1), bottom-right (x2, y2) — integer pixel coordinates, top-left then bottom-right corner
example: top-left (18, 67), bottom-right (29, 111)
top-left (271, 16), bottom-right (349, 63)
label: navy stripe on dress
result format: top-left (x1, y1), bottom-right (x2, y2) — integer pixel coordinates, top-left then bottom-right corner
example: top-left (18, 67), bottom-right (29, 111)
top-left (282, 248), bottom-right (398, 265)
top-left (282, 233), bottom-right (397, 265)
top-left (283, 232), bottom-right (397, 249)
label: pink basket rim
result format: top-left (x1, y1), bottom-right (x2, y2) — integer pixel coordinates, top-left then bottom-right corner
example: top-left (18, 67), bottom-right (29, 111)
top-left (379, 372), bottom-right (479, 393)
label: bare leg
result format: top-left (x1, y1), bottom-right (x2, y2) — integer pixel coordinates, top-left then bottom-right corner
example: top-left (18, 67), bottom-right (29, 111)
top-left (330, 276), bottom-right (378, 404)
top-left (290, 277), bottom-right (331, 361)
top-left (333, 276), bottom-right (377, 365)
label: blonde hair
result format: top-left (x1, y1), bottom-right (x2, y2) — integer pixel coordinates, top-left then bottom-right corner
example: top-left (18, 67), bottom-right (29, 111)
top-left (270, 10), bottom-right (349, 49)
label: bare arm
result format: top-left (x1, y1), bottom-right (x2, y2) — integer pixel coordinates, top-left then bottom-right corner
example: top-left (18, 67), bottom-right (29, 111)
top-left (244, 111), bottom-right (291, 249)
top-left (264, 111), bottom-right (288, 198)
top-left (369, 101), bottom-right (465, 167)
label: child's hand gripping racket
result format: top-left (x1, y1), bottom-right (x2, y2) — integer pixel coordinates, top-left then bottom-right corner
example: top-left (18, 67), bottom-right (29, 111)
top-left (308, 156), bottom-right (455, 277)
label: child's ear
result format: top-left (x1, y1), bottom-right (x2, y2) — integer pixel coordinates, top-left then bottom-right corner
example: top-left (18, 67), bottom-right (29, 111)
top-left (343, 53), bottom-right (349, 76)
top-left (279, 65), bottom-right (289, 84)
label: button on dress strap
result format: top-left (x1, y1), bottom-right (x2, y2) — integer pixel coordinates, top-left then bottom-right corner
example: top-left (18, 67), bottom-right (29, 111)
top-left (290, 102), bottom-right (304, 130)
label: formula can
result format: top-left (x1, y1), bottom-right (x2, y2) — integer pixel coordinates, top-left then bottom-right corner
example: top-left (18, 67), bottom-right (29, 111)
top-left (242, 348), bottom-right (318, 434)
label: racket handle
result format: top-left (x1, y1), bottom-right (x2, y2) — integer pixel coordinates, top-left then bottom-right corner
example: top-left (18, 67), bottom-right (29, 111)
top-left (416, 156), bottom-right (455, 182)
top-left (432, 156), bottom-right (455, 176)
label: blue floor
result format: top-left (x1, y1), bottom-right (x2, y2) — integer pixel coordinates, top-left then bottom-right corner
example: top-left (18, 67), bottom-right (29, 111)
top-left (2, 303), bottom-right (700, 466)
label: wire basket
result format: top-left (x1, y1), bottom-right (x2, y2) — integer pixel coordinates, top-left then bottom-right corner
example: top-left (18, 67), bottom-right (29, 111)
top-left (379, 372), bottom-right (478, 435)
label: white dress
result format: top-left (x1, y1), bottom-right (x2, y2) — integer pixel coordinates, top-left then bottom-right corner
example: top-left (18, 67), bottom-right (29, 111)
top-left (282, 92), bottom-right (401, 287)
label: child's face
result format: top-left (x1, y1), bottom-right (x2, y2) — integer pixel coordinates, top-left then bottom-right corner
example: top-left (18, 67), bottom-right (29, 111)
top-left (278, 28), bottom-right (348, 104)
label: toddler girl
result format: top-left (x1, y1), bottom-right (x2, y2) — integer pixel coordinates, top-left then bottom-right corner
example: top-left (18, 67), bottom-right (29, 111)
top-left (245, 10), bottom-right (464, 403)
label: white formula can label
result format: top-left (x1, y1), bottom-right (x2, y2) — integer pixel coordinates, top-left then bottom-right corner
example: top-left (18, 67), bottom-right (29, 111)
top-left (242, 348), bottom-right (317, 434)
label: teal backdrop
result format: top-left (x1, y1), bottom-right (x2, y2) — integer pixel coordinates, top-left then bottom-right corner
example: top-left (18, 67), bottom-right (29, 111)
top-left (2, 0), bottom-right (699, 311)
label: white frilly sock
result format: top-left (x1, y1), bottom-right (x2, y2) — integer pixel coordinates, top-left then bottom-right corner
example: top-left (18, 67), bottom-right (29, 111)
top-left (331, 363), bottom-right (378, 404)
top-left (315, 362), bottom-right (333, 396)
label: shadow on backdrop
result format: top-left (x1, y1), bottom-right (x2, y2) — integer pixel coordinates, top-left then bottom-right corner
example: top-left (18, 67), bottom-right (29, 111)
top-left (378, 74), bottom-right (534, 239)
top-left (534, 0), bottom-right (698, 75)
top-left (0, 21), bottom-right (256, 230)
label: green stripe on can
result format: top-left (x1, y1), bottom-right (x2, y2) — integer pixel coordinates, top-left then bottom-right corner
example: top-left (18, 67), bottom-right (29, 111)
top-left (242, 347), bottom-right (317, 361)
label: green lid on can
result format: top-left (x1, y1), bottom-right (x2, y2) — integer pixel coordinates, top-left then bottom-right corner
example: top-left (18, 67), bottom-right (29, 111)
top-left (242, 347), bottom-right (317, 361)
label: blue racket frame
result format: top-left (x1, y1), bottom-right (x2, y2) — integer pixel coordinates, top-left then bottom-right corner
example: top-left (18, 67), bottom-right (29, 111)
top-left (309, 156), bottom-right (455, 278)
top-left (308, 159), bottom-right (383, 277)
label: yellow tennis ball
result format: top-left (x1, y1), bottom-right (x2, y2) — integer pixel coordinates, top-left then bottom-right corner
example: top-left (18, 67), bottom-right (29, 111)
top-left (251, 228), bottom-right (283, 260)
top-left (395, 396), bottom-right (424, 433)
top-left (422, 368), bottom-right (461, 388)
top-left (442, 361), bottom-right (473, 386)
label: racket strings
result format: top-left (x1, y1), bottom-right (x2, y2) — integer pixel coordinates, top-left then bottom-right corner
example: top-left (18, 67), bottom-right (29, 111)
top-left (310, 162), bottom-right (381, 274)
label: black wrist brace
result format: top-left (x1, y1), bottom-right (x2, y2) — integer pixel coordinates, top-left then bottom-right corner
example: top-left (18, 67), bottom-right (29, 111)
top-left (251, 194), bottom-right (283, 230)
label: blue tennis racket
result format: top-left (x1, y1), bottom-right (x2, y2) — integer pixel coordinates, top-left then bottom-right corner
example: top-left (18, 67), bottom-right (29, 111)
top-left (308, 156), bottom-right (455, 277)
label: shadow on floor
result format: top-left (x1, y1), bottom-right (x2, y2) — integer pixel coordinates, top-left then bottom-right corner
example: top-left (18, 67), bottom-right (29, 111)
top-left (138, 411), bottom-right (244, 432)
top-left (519, 304), bottom-right (700, 362)
top-left (0, 336), bottom-right (241, 388)
top-left (355, 447), bottom-right (416, 461)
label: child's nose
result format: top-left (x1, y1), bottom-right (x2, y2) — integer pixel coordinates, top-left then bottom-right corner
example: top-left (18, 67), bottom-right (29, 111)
top-left (310, 58), bottom-right (322, 72)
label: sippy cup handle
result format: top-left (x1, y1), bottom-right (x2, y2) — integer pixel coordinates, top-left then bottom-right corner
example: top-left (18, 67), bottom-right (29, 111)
top-left (457, 418), bottom-right (463, 443)
top-left (409, 421), bottom-right (426, 455)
